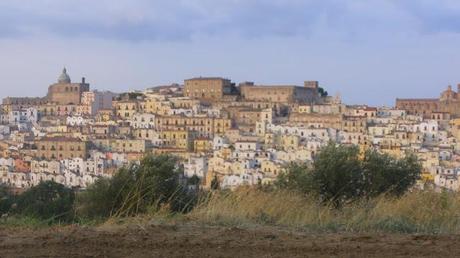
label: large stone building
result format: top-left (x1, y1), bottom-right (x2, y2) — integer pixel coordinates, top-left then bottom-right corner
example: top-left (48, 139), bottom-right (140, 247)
top-left (396, 85), bottom-right (460, 118)
top-left (239, 81), bottom-right (320, 103)
top-left (184, 77), bottom-right (233, 100)
top-left (47, 68), bottom-right (90, 105)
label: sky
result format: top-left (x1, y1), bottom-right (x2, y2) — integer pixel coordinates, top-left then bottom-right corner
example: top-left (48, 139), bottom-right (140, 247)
top-left (1, 0), bottom-right (460, 106)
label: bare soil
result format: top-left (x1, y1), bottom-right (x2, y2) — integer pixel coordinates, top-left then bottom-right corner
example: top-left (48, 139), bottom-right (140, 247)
top-left (1, 223), bottom-right (459, 258)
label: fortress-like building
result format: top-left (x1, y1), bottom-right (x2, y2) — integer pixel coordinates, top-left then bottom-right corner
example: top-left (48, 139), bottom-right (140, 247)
top-left (3, 68), bottom-right (90, 107)
top-left (396, 84), bottom-right (460, 118)
top-left (184, 77), bottom-right (320, 104)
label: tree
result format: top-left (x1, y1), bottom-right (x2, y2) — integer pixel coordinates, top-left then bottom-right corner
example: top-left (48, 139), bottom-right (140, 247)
top-left (318, 87), bottom-right (328, 97)
top-left (15, 181), bottom-right (75, 222)
top-left (311, 143), bottom-right (363, 207)
top-left (0, 184), bottom-right (14, 215)
top-left (275, 163), bottom-right (313, 194)
top-left (361, 150), bottom-right (421, 197)
top-left (276, 142), bottom-right (422, 207)
top-left (77, 155), bottom-right (193, 218)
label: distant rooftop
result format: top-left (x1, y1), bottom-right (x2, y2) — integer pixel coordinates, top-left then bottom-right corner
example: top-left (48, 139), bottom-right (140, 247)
top-left (185, 77), bottom-right (230, 81)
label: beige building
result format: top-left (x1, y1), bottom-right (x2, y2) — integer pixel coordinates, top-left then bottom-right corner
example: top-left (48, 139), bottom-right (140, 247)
top-left (184, 77), bottom-right (233, 100)
top-left (155, 115), bottom-right (232, 136)
top-left (110, 139), bottom-right (152, 153)
top-left (239, 81), bottom-right (319, 103)
top-left (114, 100), bottom-right (141, 118)
top-left (341, 115), bottom-right (367, 133)
top-left (158, 130), bottom-right (195, 150)
top-left (143, 98), bottom-right (171, 115)
top-left (36, 137), bottom-right (88, 160)
top-left (289, 113), bottom-right (342, 129)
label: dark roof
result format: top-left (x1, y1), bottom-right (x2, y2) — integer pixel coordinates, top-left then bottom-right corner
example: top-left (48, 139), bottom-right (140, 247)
top-left (38, 136), bottom-right (83, 142)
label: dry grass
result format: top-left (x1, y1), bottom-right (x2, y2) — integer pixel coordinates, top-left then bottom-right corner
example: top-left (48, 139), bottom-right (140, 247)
top-left (189, 188), bottom-right (460, 233)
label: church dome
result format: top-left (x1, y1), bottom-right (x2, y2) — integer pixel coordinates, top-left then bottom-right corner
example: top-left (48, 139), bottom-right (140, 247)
top-left (58, 68), bottom-right (71, 83)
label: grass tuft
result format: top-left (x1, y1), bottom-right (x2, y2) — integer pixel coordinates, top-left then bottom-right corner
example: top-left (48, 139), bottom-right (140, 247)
top-left (189, 188), bottom-right (460, 234)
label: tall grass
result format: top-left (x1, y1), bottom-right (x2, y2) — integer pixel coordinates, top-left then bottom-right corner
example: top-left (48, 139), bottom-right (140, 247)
top-left (189, 188), bottom-right (460, 234)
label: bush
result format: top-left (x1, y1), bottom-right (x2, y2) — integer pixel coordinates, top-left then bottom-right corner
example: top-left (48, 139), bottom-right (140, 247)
top-left (77, 154), bottom-right (196, 219)
top-left (275, 162), bottom-right (313, 193)
top-left (311, 143), bottom-right (363, 206)
top-left (277, 143), bottom-right (422, 207)
top-left (15, 181), bottom-right (75, 222)
top-left (0, 184), bottom-right (15, 215)
top-left (361, 149), bottom-right (421, 197)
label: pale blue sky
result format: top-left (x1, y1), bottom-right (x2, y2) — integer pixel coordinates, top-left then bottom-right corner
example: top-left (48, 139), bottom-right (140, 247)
top-left (1, 0), bottom-right (460, 105)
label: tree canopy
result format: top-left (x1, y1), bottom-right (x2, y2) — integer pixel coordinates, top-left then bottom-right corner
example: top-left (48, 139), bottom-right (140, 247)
top-left (77, 154), bottom-right (194, 219)
top-left (277, 143), bottom-right (422, 207)
top-left (15, 181), bottom-right (75, 222)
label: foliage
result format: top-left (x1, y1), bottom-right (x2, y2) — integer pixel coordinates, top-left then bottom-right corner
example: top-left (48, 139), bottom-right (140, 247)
top-left (276, 142), bottom-right (422, 207)
top-left (188, 175), bottom-right (201, 186)
top-left (361, 150), bottom-right (421, 197)
top-left (75, 172), bottom-right (132, 219)
top-left (0, 184), bottom-right (15, 215)
top-left (77, 155), bottom-right (195, 219)
top-left (318, 87), bottom-right (328, 97)
top-left (310, 143), bottom-right (363, 206)
top-left (15, 181), bottom-right (75, 222)
top-left (275, 163), bottom-right (313, 193)
top-left (210, 176), bottom-right (220, 190)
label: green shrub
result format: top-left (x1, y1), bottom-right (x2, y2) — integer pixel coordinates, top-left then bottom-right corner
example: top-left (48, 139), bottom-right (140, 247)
top-left (15, 181), bottom-right (75, 222)
top-left (0, 184), bottom-right (15, 215)
top-left (361, 150), bottom-right (421, 197)
top-left (275, 162), bottom-right (313, 193)
top-left (311, 143), bottom-right (363, 206)
top-left (77, 154), bottom-right (196, 219)
top-left (277, 142), bottom-right (422, 207)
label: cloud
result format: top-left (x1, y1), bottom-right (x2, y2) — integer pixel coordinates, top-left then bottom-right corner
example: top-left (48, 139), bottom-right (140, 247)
top-left (1, 0), bottom-right (459, 41)
top-left (2, 0), bottom-right (460, 107)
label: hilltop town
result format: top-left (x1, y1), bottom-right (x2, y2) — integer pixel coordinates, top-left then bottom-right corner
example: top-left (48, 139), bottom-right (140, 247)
top-left (0, 68), bottom-right (459, 192)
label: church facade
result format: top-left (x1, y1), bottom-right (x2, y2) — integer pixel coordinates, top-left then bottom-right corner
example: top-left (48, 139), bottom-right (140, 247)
top-left (2, 68), bottom-right (90, 108)
top-left (47, 68), bottom-right (90, 105)
top-left (396, 85), bottom-right (460, 118)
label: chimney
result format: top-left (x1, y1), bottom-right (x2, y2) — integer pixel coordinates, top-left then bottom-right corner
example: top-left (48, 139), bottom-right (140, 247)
top-left (304, 81), bottom-right (319, 89)
top-left (82, 77), bottom-right (86, 84)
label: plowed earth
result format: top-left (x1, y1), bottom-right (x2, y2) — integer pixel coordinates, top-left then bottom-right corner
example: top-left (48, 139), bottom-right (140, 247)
top-left (1, 224), bottom-right (459, 257)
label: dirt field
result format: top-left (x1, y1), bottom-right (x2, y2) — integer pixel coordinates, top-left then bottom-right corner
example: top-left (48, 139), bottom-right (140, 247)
top-left (1, 223), bottom-right (460, 258)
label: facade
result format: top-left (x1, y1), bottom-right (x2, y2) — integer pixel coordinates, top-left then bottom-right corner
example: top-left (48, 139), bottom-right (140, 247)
top-left (184, 77), bottom-right (233, 100)
top-left (36, 137), bottom-right (89, 160)
top-left (396, 85), bottom-right (460, 118)
top-left (240, 81), bottom-right (319, 103)
top-left (80, 91), bottom-right (115, 115)
top-left (114, 100), bottom-right (140, 118)
top-left (155, 115), bottom-right (232, 137)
